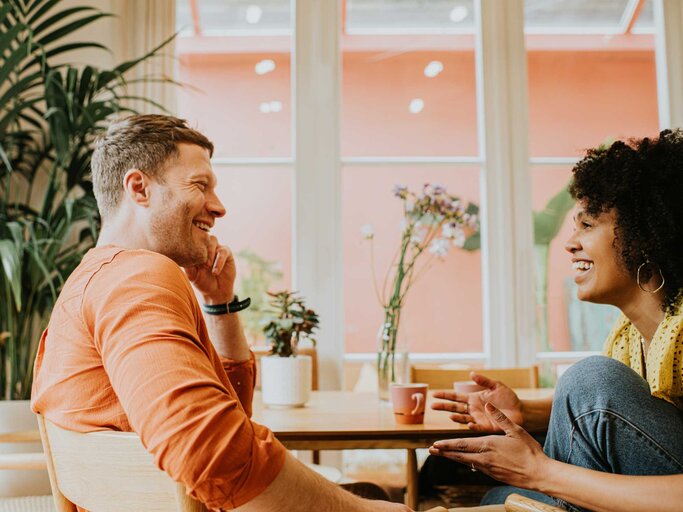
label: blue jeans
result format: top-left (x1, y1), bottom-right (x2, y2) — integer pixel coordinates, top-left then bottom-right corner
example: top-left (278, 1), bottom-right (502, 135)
top-left (481, 356), bottom-right (683, 511)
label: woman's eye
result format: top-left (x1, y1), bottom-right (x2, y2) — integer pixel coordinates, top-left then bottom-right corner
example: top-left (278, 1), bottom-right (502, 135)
top-left (582, 221), bottom-right (592, 229)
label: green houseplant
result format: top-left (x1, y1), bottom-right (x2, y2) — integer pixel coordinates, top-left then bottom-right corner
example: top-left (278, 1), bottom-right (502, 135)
top-left (0, 0), bottom-right (173, 401)
top-left (261, 291), bottom-right (319, 407)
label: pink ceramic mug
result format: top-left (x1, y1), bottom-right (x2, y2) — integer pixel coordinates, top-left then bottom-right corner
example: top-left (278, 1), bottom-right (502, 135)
top-left (390, 383), bottom-right (428, 424)
top-left (453, 380), bottom-right (485, 394)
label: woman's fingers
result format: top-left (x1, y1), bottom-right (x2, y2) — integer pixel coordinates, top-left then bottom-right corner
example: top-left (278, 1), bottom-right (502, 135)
top-left (432, 390), bottom-right (469, 402)
top-left (448, 412), bottom-right (475, 424)
top-left (432, 400), bottom-right (471, 414)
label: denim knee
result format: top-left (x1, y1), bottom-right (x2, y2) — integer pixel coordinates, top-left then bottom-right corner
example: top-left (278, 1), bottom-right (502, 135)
top-left (554, 355), bottom-right (644, 412)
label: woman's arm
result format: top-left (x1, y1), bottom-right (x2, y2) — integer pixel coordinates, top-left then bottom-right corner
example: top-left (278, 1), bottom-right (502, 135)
top-left (430, 403), bottom-right (682, 512)
top-left (541, 459), bottom-right (683, 512)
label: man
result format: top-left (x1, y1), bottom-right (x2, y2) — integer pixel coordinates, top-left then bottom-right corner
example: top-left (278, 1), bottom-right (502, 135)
top-left (31, 115), bottom-right (410, 512)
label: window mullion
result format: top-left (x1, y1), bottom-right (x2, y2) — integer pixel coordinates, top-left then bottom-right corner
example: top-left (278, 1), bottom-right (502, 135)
top-left (476, 0), bottom-right (535, 367)
top-left (293, 0), bottom-right (343, 389)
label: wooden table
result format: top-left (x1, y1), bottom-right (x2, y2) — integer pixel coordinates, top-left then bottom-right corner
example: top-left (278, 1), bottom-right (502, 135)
top-left (252, 389), bottom-right (553, 508)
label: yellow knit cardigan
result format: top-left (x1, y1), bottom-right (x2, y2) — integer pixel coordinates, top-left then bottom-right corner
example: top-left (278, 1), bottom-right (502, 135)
top-left (604, 301), bottom-right (683, 410)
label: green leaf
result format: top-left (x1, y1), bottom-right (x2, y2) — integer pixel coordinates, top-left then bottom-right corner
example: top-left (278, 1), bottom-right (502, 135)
top-left (533, 184), bottom-right (575, 245)
top-left (36, 13), bottom-right (112, 48)
top-left (0, 239), bottom-right (22, 311)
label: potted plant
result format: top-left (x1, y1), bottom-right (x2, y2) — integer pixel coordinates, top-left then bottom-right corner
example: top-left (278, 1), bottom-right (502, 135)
top-left (0, 0), bottom-right (171, 496)
top-left (261, 291), bottom-right (319, 408)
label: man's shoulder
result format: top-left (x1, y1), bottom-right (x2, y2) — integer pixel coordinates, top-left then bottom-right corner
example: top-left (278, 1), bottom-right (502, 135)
top-left (86, 246), bottom-right (189, 293)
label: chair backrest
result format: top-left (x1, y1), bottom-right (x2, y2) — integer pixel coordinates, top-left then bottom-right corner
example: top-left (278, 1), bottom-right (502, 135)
top-left (505, 493), bottom-right (563, 512)
top-left (37, 415), bottom-right (207, 512)
top-left (411, 365), bottom-right (540, 389)
top-left (252, 345), bottom-right (319, 390)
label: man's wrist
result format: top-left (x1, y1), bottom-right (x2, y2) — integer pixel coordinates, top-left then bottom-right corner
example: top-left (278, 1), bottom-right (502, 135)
top-left (201, 295), bottom-right (251, 315)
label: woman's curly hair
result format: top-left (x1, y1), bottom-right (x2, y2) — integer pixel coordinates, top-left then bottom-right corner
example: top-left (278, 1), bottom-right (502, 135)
top-left (569, 129), bottom-right (683, 311)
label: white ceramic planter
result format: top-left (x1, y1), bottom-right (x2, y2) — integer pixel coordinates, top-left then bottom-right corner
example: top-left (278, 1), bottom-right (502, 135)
top-left (261, 355), bottom-right (312, 408)
top-left (0, 400), bottom-right (51, 497)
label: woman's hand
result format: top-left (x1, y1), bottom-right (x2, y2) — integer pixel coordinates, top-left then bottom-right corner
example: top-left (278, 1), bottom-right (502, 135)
top-left (431, 372), bottom-right (524, 432)
top-left (428, 403), bottom-right (550, 490)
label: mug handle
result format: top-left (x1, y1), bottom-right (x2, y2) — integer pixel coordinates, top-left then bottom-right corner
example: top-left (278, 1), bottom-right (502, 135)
top-left (410, 392), bottom-right (424, 415)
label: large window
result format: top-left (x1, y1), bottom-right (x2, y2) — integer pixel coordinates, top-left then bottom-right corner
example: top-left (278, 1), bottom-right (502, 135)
top-left (524, 0), bottom-right (659, 380)
top-left (176, 0), bottom-right (676, 387)
top-left (176, 0), bottom-right (293, 344)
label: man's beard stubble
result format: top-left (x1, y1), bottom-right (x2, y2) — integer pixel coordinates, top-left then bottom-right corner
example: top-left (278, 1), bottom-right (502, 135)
top-left (149, 194), bottom-right (208, 268)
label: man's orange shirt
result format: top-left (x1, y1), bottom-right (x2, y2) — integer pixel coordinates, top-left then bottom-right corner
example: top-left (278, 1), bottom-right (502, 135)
top-left (31, 246), bottom-right (286, 510)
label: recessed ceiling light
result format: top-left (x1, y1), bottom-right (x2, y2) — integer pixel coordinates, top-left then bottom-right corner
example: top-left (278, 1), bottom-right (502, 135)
top-left (449, 6), bottom-right (468, 23)
top-left (255, 59), bottom-right (276, 75)
top-left (245, 5), bottom-right (263, 24)
top-left (269, 101), bottom-right (283, 112)
top-left (259, 102), bottom-right (271, 113)
top-left (409, 98), bottom-right (424, 114)
top-left (424, 61), bottom-right (444, 78)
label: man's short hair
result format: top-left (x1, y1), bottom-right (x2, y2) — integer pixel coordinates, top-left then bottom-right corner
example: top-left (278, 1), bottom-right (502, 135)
top-left (91, 114), bottom-right (214, 218)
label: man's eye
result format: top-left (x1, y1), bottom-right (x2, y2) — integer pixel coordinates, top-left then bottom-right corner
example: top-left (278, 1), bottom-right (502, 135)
top-left (196, 183), bottom-right (207, 191)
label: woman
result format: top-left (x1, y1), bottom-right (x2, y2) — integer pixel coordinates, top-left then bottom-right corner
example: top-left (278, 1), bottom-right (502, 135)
top-left (429, 130), bottom-right (683, 512)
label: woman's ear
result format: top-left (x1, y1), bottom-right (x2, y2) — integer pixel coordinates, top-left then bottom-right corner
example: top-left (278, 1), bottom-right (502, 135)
top-left (123, 168), bottom-right (151, 207)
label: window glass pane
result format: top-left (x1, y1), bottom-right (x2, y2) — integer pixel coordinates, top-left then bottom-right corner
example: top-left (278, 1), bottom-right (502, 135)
top-left (525, 0), bottom-right (628, 30)
top-left (213, 165), bottom-right (293, 344)
top-left (343, 166), bottom-right (483, 354)
top-left (531, 165), bottom-right (620, 354)
top-left (177, 0), bottom-right (290, 35)
top-left (525, 10), bottom-right (658, 157)
top-left (176, 1), bottom-right (292, 157)
top-left (633, 0), bottom-right (654, 32)
top-left (346, 0), bottom-right (474, 33)
top-left (342, 41), bottom-right (478, 156)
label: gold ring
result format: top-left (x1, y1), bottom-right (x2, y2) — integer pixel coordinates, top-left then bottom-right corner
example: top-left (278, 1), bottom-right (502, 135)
top-left (464, 403), bottom-right (469, 413)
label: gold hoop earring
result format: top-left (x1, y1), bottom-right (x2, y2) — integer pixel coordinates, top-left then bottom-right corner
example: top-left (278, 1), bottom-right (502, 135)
top-left (637, 261), bottom-right (665, 293)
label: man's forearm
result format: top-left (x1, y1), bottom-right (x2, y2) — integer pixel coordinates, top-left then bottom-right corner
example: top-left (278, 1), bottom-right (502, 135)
top-left (234, 452), bottom-right (409, 512)
top-left (203, 310), bottom-right (251, 361)
top-left (520, 396), bottom-right (553, 432)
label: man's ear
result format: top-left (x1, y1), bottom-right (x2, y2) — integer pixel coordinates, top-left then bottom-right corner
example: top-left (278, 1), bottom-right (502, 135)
top-left (123, 169), bottom-right (152, 206)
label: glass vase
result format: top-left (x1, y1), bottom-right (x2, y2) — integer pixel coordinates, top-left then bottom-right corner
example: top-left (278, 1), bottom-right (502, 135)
top-left (377, 349), bottom-right (410, 401)
top-left (376, 315), bottom-right (410, 401)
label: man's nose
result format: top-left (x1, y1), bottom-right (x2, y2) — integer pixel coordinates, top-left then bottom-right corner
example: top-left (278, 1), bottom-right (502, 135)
top-left (207, 193), bottom-right (226, 218)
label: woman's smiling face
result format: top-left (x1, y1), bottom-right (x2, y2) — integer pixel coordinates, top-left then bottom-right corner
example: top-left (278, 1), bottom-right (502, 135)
top-left (564, 204), bottom-right (638, 306)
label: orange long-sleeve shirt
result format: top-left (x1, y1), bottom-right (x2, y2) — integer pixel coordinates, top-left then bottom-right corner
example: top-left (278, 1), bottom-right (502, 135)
top-left (31, 246), bottom-right (286, 510)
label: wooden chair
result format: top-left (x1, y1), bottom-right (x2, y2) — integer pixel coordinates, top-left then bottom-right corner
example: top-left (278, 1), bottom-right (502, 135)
top-left (440, 493), bottom-right (563, 511)
top-left (407, 365), bottom-right (540, 510)
top-left (0, 428), bottom-right (53, 511)
top-left (410, 365), bottom-right (540, 390)
top-left (505, 493), bottom-right (563, 511)
top-left (37, 415), bottom-right (207, 512)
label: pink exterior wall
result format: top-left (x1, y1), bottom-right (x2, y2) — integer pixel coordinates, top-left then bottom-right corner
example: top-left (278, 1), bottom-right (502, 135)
top-left (177, 45), bottom-right (658, 353)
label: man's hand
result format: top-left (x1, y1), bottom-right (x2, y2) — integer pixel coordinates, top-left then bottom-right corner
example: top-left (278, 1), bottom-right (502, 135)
top-left (184, 236), bottom-right (235, 304)
top-left (431, 372), bottom-right (524, 432)
top-left (428, 403), bottom-right (550, 490)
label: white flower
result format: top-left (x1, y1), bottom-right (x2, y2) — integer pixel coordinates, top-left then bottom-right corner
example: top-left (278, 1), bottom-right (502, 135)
top-left (399, 218), bottom-right (408, 232)
top-left (428, 238), bottom-right (450, 257)
top-left (442, 223), bottom-right (457, 239)
top-left (453, 229), bottom-right (466, 248)
top-left (278, 318), bottom-right (294, 330)
top-left (410, 228), bottom-right (426, 245)
top-left (361, 224), bottom-right (374, 239)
